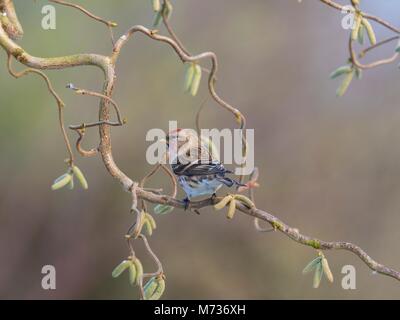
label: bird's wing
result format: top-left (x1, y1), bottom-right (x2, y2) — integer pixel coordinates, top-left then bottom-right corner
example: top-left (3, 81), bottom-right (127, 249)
top-left (172, 160), bottom-right (228, 177)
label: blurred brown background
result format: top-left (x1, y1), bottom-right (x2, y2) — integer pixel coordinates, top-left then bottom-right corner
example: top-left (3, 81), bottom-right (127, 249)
top-left (0, 0), bottom-right (400, 299)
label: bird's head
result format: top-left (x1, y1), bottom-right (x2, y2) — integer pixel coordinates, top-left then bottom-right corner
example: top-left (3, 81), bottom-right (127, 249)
top-left (166, 128), bottom-right (203, 163)
top-left (166, 128), bottom-right (198, 149)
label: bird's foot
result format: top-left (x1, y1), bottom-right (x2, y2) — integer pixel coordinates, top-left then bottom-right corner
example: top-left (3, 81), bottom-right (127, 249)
top-left (181, 197), bottom-right (191, 211)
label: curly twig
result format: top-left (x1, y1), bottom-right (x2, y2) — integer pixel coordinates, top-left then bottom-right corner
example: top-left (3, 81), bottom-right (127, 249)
top-left (1, 1), bottom-right (399, 296)
top-left (73, 128), bottom-right (98, 158)
top-left (6, 53), bottom-right (75, 164)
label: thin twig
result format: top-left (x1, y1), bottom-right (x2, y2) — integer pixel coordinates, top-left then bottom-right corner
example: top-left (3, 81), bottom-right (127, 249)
top-left (195, 97), bottom-right (208, 135)
top-left (48, 0), bottom-right (117, 45)
top-left (68, 85), bottom-right (125, 125)
top-left (6, 53), bottom-right (75, 164)
top-left (161, 0), bottom-right (190, 56)
top-left (73, 128), bottom-right (98, 158)
top-left (349, 36), bottom-right (399, 70)
top-left (359, 35), bottom-right (400, 58)
top-left (48, 0), bottom-right (117, 28)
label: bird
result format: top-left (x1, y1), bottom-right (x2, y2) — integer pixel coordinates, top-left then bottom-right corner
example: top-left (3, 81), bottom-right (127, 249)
top-left (166, 128), bottom-right (243, 209)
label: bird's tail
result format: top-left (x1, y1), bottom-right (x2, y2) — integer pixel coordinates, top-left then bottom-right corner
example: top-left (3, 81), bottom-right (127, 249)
top-left (217, 176), bottom-right (246, 188)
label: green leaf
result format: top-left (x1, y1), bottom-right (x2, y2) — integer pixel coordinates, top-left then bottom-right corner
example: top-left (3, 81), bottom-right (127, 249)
top-left (154, 204), bottom-right (174, 215)
top-left (153, 11), bottom-right (162, 27)
top-left (143, 219), bottom-right (153, 236)
top-left (313, 261), bottom-right (323, 288)
top-left (144, 277), bottom-right (158, 300)
top-left (362, 18), bottom-right (376, 45)
top-left (355, 67), bottom-right (362, 80)
top-left (133, 258), bottom-right (143, 285)
top-left (302, 256), bottom-right (322, 274)
top-left (72, 166), bottom-right (88, 190)
top-left (336, 71), bottom-right (354, 97)
top-left (129, 263), bottom-right (137, 285)
top-left (357, 24), bottom-right (365, 45)
top-left (68, 176), bottom-right (74, 190)
top-left (51, 173), bottom-right (72, 191)
top-left (395, 40), bottom-right (400, 53)
top-left (329, 65), bottom-right (352, 80)
top-left (152, 0), bottom-right (161, 12)
top-left (164, 0), bottom-right (173, 21)
top-left (149, 278), bottom-right (166, 300)
top-left (184, 63), bottom-right (195, 92)
top-left (153, 0), bottom-right (172, 27)
top-left (351, 14), bottom-right (362, 41)
top-left (322, 257), bottom-right (334, 283)
top-left (190, 64), bottom-right (202, 96)
top-left (112, 260), bottom-right (131, 278)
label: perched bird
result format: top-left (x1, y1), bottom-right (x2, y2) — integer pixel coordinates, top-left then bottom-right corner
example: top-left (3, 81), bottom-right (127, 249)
top-left (166, 128), bottom-right (242, 208)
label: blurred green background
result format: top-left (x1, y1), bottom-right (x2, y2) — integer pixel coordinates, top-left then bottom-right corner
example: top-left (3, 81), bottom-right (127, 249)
top-left (0, 0), bottom-right (400, 299)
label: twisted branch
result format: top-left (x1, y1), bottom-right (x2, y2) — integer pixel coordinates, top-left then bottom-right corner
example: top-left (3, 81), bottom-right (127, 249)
top-left (0, 1), bottom-right (399, 297)
top-left (135, 188), bottom-right (400, 281)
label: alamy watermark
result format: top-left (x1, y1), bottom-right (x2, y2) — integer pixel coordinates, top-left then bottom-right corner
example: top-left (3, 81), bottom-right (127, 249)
top-left (41, 265), bottom-right (56, 290)
top-left (341, 5), bottom-right (357, 30)
top-left (41, 5), bottom-right (56, 30)
top-left (341, 265), bottom-right (356, 290)
top-left (145, 121), bottom-right (255, 175)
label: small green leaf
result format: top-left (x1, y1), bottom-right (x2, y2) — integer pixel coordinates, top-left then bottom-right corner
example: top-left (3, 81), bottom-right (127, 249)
top-left (149, 278), bottom-right (166, 300)
top-left (68, 176), bottom-right (74, 190)
top-left (129, 263), bottom-right (137, 285)
top-left (51, 173), bottom-right (72, 191)
top-left (357, 24), bottom-right (365, 45)
top-left (153, 11), bottom-right (162, 27)
top-left (145, 213), bottom-right (157, 230)
top-left (112, 260), bottom-right (131, 278)
top-left (143, 219), bottom-right (153, 236)
top-left (351, 14), bottom-right (362, 41)
top-left (154, 204), bottom-right (174, 215)
top-left (336, 71), bottom-right (354, 97)
top-left (184, 63), bottom-right (195, 92)
top-left (164, 0), bottom-right (173, 20)
top-left (133, 258), bottom-right (143, 285)
top-left (355, 67), bottom-right (362, 80)
top-left (227, 198), bottom-right (237, 220)
top-left (395, 40), bottom-right (400, 53)
top-left (302, 256), bottom-right (322, 274)
top-left (313, 261), bottom-right (323, 288)
top-left (322, 257), bottom-right (334, 283)
top-left (152, 0), bottom-right (161, 12)
top-left (153, 0), bottom-right (172, 26)
top-left (329, 65), bottom-right (352, 80)
top-left (53, 173), bottom-right (69, 185)
top-left (190, 64), bottom-right (202, 96)
top-left (72, 166), bottom-right (88, 190)
top-left (362, 18), bottom-right (376, 45)
top-left (144, 277), bottom-right (158, 300)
